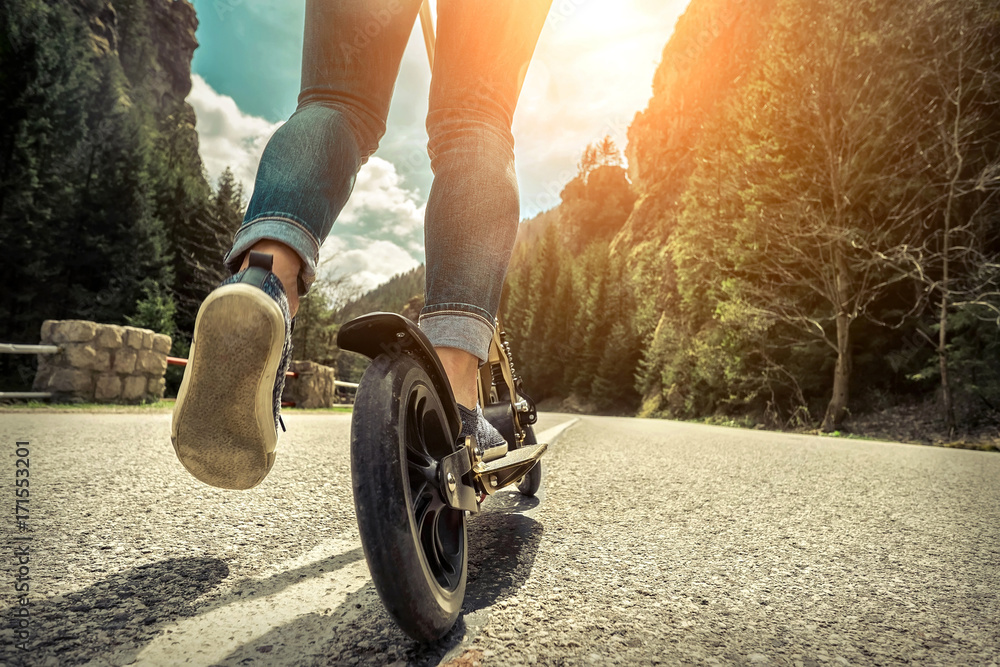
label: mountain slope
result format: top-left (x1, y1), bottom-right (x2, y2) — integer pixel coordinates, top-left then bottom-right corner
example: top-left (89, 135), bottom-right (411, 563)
top-left (614, 0), bottom-right (777, 259)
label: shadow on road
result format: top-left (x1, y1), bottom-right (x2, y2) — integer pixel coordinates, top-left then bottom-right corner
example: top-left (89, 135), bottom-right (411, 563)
top-left (2, 548), bottom-right (369, 667)
top-left (481, 491), bottom-right (540, 514)
top-left (0, 556), bottom-right (229, 667)
top-left (213, 509), bottom-right (545, 665)
top-left (4, 500), bottom-right (544, 666)
top-left (196, 546), bottom-right (366, 615)
top-left (464, 506), bottom-right (543, 613)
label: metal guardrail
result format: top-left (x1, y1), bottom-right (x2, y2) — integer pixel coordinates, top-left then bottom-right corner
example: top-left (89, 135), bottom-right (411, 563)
top-left (1, 343), bottom-right (60, 355)
top-left (0, 342), bottom-right (60, 400)
top-left (0, 345), bottom-right (359, 403)
top-left (166, 357), bottom-right (358, 408)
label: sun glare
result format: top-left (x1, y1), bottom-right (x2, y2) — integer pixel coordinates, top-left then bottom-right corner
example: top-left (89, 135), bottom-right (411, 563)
top-left (563, 1), bottom-right (635, 38)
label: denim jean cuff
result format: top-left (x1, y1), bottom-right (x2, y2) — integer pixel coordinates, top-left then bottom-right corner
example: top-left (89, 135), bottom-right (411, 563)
top-left (418, 305), bottom-right (496, 362)
top-left (224, 215), bottom-right (321, 294)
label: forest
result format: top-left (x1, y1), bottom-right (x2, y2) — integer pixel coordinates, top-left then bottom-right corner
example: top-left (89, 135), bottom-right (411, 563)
top-left (3, 0), bottom-right (999, 443)
top-left (503, 0), bottom-right (1000, 439)
top-left (0, 0), bottom-right (245, 390)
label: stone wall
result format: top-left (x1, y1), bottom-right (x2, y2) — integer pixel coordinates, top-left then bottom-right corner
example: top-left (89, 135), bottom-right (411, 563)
top-left (33, 320), bottom-right (171, 403)
top-left (282, 361), bottom-right (337, 409)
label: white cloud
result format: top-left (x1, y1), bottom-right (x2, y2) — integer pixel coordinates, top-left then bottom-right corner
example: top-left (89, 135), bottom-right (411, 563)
top-left (338, 157), bottom-right (425, 239)
top-left (188, 76), bottom-right (427, 295)
top-left (189, 0), bottom-right (690, 292)
top-left (187, 74), bottom-right (282, 195)
top-left (193, 0), bottom-right (690, 227)
top-left (319, 236), bottom-right (420, 294)
top-left (320, 158), bottom-right (426, 291)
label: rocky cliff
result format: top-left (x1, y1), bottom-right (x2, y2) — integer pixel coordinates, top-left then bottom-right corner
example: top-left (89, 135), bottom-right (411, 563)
top-left (72, 0), bottom-right (202, 172)
top-left (141, 0), bottom-right (199, 109)
top-left (612, 0), bottom-right (777, 259)
top-left (73, 0), bottom-right (198, 98)
top-left (75, 0), bottom-right (119, 54)
top-left (74, 0), bottom-right (215, 332)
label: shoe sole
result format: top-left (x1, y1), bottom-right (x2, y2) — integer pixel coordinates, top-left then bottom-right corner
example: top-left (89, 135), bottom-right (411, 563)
top-left (171, 284), bottom-right (285, 490)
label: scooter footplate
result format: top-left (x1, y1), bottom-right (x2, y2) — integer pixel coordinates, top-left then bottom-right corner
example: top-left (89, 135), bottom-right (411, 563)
top-left (474, 442), bottom-right (547, 493)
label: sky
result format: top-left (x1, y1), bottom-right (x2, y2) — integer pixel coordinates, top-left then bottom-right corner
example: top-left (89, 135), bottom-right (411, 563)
top-left (188, 0), bottom-right (691, 291)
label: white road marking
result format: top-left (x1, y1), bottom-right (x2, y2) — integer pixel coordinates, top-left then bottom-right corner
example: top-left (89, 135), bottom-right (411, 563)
top-left (130, 538), bottom-right (368, 666)
top-left (536, 418), bottom-right (579, 445)
top-left (128, 419), bottom-right (579, 666)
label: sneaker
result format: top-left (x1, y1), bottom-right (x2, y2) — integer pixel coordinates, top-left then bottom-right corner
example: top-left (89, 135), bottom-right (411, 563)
top-left (458, 403), bottom-right (508, 458)
top-left (171, 251), bottom-right (293, 490)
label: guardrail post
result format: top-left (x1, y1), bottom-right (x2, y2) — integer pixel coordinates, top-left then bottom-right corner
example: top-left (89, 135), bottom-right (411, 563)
top-left (32, 320), bottom-right (172, 404)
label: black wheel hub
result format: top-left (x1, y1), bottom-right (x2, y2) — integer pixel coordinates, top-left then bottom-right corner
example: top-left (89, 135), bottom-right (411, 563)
top-left (404, 383), bottom-right (464, 592)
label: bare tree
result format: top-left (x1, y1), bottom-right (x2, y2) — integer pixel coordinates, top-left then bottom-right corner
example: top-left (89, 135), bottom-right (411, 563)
top-left (317, 252), bottom-right (367, 312)
top-left (686, 0), bottom-right (934, 431)
top-left (881, 0), bottom-right (1000, 435)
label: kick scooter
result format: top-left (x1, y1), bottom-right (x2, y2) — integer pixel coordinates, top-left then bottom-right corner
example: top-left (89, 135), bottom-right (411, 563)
top-left (336, 3), bottom-right (545, 640)
top-left (337, 313), bottom-right (544, 640)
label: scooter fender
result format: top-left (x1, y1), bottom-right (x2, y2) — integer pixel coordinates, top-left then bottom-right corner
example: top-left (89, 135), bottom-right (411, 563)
top-left (337, 312), bottom-right (462, 443)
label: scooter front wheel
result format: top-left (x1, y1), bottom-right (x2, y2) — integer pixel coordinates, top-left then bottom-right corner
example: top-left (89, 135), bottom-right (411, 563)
top-left (516, 424), bottom-right (542, 497)
top-left (351, 353), bottom-right (466, 641)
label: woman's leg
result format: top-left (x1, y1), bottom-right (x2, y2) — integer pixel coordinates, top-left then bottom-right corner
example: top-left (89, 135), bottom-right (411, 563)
top-left (420, 0), bottom-right (551, 407)
top-left (173, 0), bottom-right (423, 490)
top-left (224, 0), bottom-right (423, 305)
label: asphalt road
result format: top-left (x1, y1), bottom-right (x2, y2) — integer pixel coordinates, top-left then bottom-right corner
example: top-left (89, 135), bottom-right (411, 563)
top-left (1, 411), bottom-right (998, 666)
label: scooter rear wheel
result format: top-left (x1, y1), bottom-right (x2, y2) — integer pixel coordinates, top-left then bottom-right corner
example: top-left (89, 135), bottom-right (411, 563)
top-left (351, 353), bottom-right (467, 641)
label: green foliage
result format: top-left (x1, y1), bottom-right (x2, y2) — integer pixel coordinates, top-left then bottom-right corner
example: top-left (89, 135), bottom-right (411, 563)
top-left (293, 287), bottom-right (339, 367)
top-left (0, 0), bottom-right (231, 394)
top-left (507, 0), bottom-right (1000, 432)
top-left (5, 0), bottom-right (998, 434)
top-left (313, 265), bottom-right (427, 384)
top-left (169, 167), bottom-right (241, 332)
top-left (626, 0), bottom-right (1000, 429)
top-left (504, 169), bottom-right (643, 410)
top-left (164, 336), bottom-right (190, 398)
top-left (126, 281), bottom-right (177, 338)
top-left (0, 0), bottom-right (193, 387)
top-left (910, 305), bottom-right (1000, 415)
top-left (0, 0), bottom-right (208, 392)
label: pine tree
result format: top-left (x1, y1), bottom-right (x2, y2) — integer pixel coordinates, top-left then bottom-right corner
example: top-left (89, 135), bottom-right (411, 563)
top-left (521, 224), bottom-right (565, 397)
top-left (293, 287), bottom-right (339, 367)
top-left (0, 1), bottom-right (169, 333)
top-left (673, 0), bottom-right (938, 430)
top-left (590, 254), bottom-right (641, 410)
top-left (0, 0), bottom-right (208, 390)
top-left (0, 0), bottom-right (96, 341)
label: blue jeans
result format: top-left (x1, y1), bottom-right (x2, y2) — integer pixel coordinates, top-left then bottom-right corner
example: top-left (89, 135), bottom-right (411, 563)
top-left (224, 0), bottom-right (551, 361)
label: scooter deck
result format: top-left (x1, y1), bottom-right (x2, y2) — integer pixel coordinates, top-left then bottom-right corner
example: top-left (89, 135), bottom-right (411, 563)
top-left (477, 442), bottom-right (547, 474)
top-left (474, 442), bottom-right (547, 494)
